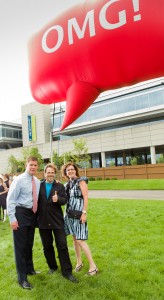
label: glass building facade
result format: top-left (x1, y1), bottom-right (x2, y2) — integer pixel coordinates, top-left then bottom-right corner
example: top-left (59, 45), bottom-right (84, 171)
top-left (52, 83), bottom-right (164, 131)
top-left (0, 122), bottom-right (22, 149)
top-left (50, 81), bottom-right (164, 167)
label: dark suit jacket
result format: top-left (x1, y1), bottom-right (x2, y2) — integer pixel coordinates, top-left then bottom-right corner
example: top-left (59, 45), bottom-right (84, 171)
top-left (37, 180), bottom-right (68, 229)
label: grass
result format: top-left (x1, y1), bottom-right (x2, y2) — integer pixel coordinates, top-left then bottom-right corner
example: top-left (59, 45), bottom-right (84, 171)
top-left (88, 179), bottom-right (164, 190)
top-left (0, 199), bottom-right (164, 300)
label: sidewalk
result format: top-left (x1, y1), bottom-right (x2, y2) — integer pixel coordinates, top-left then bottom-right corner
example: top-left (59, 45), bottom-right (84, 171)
top-left (88, 190), bottom-right (164, 200)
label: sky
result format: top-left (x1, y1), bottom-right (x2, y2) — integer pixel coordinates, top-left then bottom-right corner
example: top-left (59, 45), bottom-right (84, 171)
top-left (0, 1), bottom-right (163, 124)
top-left (0, 0), bottom-right (84, 123)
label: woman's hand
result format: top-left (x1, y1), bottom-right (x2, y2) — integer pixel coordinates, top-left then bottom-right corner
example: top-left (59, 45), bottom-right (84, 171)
top-left (80, 212), bottom-right (87, 224)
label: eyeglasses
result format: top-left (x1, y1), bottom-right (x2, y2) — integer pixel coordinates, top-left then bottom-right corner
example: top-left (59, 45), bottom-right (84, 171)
top-left (66, 168), bottom-right (75, 172)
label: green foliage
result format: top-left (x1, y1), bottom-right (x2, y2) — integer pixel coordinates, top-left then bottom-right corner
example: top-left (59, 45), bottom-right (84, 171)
top-left (157, 154), bottom-right (164, 163)
top-left (16, 160), bottom-right (26, 173)
top-left (52, 151), bottom-right (64, 169)
top-left (130, 156), bottom-right (138, 165)
top-left (109, 161), bottom-right (115, 167)
top-left (8, 155), bottom-right (19, 174)
top-left (62, 151), bottom-right (75, 164)
top-left (8, 147), bottom-right (44, 173)
top-left (0, 199), bottom-right (163, 299)
top-left (88, 177), bottom-right (95, 181)
top-left (129, 155), bottom-right (146, 165)
top-left (22, 147), bottom-right (43, 171)
top-left (96, 177), bottom-right (102, 181)
top-left (54, 138), bottom-right (91, 169)
top-left (111, 177), bottom-right (118, 180)
top-left (8, 139), bottom-right (90, 173)
top-left (71, 138), bottom-right (91, 168)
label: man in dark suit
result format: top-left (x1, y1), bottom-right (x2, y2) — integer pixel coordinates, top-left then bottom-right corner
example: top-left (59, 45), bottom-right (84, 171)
top-left (37, 163), bottom-right (78, 283)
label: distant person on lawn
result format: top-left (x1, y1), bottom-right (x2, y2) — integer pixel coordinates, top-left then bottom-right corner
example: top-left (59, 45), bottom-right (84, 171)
top-left (0, 177), bottom-right (8, 222)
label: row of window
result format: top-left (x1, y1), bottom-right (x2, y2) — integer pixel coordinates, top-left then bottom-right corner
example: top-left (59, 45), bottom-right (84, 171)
top-left (0, 127), bottom-right (22, 139)
top-left (51, 84), bottom-right (164, 130)
top-left (91, 147), bottom-right (164, 168)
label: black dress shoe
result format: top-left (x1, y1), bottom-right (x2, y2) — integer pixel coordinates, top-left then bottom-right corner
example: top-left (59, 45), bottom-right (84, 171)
top-left (27, 270), bottom-right (41, 275)
top-left (19, 280), bottom-right (33, 289)
top-left (63, 274), bottom-right (79, 283)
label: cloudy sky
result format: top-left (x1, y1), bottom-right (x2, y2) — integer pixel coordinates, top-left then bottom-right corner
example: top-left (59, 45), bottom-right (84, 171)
top-left (0, 0), bottom-right (84, 123)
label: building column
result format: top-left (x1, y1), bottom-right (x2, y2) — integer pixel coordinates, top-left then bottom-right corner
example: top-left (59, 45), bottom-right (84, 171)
top-left (101, 152), bottom-right (106, 167)
top-left (150, 146), bottom-right (156, 164)
top-left (123, 151), bottom-right (126, 165)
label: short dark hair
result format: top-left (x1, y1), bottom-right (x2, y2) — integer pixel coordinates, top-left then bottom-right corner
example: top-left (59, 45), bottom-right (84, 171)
top-left (26, 156), bottom-right (38, 163)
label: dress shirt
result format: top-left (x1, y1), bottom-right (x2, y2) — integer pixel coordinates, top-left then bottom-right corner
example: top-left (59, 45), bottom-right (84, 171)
top-left (7, 171), bottom-right (40, 223)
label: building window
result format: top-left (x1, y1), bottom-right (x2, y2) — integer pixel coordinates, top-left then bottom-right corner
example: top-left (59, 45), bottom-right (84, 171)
top-left (13, 130), bottom-right (19, 138)
top-left (91, 153), bottom-right (101, 168)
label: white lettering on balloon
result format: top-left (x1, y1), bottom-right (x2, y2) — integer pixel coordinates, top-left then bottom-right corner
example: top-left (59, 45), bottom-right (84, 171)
top-left (42, 25), bottom-right (64, 53)
top-left (99, 0), bottom-right (126, 29)
top-left (68, 10), bottom-right (96, 45)
top-left (42, 0), bottom-right (141, 53)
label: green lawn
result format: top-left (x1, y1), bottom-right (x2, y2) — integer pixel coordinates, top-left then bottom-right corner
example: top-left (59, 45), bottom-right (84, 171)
top-left (88, 179), bottom-right (164, 190)
top-left (0, 199), bottom-right (163, 300)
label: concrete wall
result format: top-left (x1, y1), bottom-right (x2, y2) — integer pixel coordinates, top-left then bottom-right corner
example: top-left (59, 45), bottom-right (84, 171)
top-left (21, 102), bottom-right (51, 147)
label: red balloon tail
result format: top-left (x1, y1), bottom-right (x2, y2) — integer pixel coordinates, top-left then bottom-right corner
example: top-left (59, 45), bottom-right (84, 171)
top-left (60, 82), bottom-right (100, 130)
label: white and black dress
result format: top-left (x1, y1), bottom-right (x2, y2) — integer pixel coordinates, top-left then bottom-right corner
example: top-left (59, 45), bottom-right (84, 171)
top-left (64, 177), bottom-right (88, 240)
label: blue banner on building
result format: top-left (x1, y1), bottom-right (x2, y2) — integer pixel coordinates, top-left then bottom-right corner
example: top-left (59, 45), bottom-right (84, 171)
top-left (28, 115), bottom-right (37, 142)
top-left (28, 115), bottom-right (32, 141)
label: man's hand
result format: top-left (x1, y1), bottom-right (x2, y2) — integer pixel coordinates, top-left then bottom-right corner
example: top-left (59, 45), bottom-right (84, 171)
top-left (52, 191), bottom-right (58, 203)
top-left (10, 221), bottom-right (19, 230)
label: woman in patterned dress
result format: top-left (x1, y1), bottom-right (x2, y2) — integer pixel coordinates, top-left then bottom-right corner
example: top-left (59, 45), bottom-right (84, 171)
top-left (62, 162), bottom-right (98, 276)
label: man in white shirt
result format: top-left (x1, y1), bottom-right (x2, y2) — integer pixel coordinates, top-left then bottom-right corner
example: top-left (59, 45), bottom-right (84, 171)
top-left (7, 156), bottom-right (40, 290)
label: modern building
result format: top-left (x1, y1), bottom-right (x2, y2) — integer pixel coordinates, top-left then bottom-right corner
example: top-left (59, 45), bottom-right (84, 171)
top-left (0, 78), bottom-right (164, 173)
top-left (0, 121), bottom-right (22, 150)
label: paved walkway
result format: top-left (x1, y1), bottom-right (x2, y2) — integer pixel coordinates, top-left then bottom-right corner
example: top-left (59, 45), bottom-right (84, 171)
top-left (88, 190), bottom-right (164, 200)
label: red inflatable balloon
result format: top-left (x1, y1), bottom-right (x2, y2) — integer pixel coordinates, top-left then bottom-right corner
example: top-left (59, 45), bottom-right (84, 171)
top-left (28, 0), bottom-right (164, 130)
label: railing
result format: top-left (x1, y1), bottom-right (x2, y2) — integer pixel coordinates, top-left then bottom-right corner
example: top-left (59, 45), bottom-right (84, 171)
top-left (79, 164), bottom-right (164, 180)
top-left (35, 164), bottom-right (164, 180)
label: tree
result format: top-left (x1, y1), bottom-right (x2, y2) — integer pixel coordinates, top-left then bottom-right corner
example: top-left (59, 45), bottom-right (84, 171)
top-left (8, 155), bottom-right (19, 174)
top-left (52, 138), bottom-right (91, 169)
top-left (71, 138), bottom-right (91, 168)
top-left (157, 154), bottom-right (164, 163)
top-left (8, 155), bottom-right (25, 173)
top-left (22, 147), bottom-right (44, 171)
top-left (8, 147), bottom-right (44, 173)
top-left (52, 151), bottom-right (64, 169)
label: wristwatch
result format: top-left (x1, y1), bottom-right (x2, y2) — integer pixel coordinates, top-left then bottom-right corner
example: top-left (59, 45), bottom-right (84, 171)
top-left (82, 210), bottom-right (87, 214)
